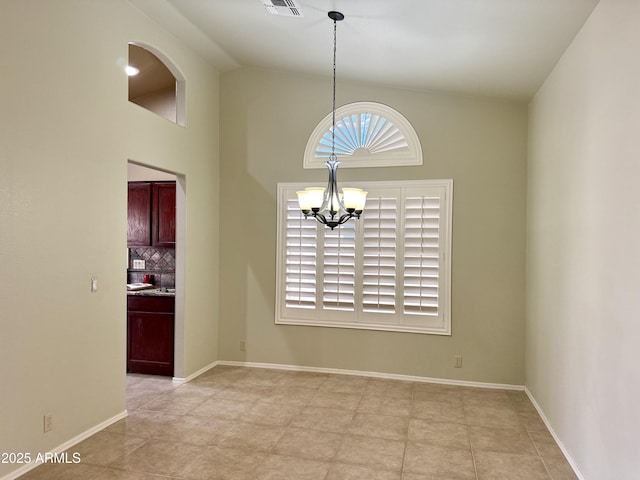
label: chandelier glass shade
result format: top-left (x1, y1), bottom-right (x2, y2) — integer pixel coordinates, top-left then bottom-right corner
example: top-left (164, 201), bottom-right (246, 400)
top-left (296, 11), bottom-right (367, 230)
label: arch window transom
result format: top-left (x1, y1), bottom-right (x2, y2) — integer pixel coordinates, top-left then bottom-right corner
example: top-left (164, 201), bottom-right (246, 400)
top-left (304, 102), bottom-right (423, 169)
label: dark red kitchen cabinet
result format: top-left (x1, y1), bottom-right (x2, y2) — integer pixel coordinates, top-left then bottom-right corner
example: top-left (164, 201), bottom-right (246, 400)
top-left (127, 181), bottom-right (175, 247)
top-left (152, 182), bottom-right (176, 247)
top-left (127, 296), bottom-right (174, 376)
top-left (127, 183), bottom-right (152, 247)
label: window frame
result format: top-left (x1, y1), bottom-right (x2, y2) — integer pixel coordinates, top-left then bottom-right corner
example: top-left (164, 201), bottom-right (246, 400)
top-left (303, 102), bottom-right (423, 169)
top-left (276, 179), bottom-right (453, 335)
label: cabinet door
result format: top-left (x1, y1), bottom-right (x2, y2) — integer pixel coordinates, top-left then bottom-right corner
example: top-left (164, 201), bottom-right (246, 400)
top-left (127, 183), bottom-right (152, 246)
top-left (152, 182), bottom-right (176, 247)
top-left (127, 311), bottom-right (174, 376)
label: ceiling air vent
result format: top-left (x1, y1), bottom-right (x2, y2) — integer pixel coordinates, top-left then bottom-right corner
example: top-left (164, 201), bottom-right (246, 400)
top-left (260, 0), bottom-right (304, 17)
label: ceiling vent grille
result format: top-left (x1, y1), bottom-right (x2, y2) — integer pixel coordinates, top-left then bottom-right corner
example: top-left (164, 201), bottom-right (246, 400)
top-left (261, 0), bottom-right (304, 17)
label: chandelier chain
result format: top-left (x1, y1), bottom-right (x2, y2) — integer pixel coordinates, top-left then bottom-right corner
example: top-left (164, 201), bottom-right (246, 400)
top-left (331, 17), bottom-right (337, 159)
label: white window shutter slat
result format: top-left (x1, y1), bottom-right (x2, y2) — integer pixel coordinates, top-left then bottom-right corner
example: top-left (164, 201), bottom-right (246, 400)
top-left (403, 195), bottom-right (441, 316)
top-left (284, 200), bottom-right (317, 308)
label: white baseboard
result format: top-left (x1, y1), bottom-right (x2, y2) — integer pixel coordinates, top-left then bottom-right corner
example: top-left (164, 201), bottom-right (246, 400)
top-left (524, 387), bottom-right (586, 480)
top-left (1, 410), bottom-right (127, 480)
top-left (217, 360), bottom-right (525, 391)
top-left (172, 360), bottom-right (219, 385)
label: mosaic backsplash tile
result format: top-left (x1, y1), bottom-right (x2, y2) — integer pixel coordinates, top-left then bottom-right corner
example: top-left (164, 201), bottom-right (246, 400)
top-left (128, 247), bottom-right (175, 287)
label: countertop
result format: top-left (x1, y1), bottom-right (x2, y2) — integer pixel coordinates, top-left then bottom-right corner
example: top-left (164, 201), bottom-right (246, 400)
top-left (127, 287), bottom-right (175, 297)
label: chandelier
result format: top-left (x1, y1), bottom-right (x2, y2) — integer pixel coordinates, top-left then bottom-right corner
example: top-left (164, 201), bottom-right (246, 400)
top-left (296, 11), bottom-right (367, 230)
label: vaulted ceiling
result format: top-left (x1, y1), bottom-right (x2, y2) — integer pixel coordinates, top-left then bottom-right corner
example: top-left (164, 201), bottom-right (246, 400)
top-left (130, 0), bottom-right (600, 100)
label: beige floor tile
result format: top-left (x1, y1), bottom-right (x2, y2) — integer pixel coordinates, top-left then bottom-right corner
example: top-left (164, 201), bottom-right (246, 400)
top-left (412, 400), bottom-right (466, 424)
top-left (189, 397), bottom-right (256, 420)
top-left (19, 463), bottom-right (106, 480)
top-left (468, 425), bottom-right (537, 455)
top-left (403, 442), bottom-right (475, 479)
top-left (320, 376), bottom-right (370, 394)
top-left (106, 410), bottom-right (182, 438)
top-left (519, 411), bottom-right (548, 431)
top-left (273, 427), bottom-right (343, 460)
top-left (413, 382), bottom-right (462, 395)
top-left (464, 404), bottom-right (521, 429)
top-left (276, 372), bottom-right (328, 389)
top-left (260, 386), bottom-right (316, 406)
top-left (413, 389), bottom-right (464, 406)
top-left (215, 384), bottom-right (274, 403)
top-left (365, 379), bottom-right (414, 400)
top-left (92, 469), bottom-right (176, 480)
top-left (178, 446), bottom-right (267, 480)
top-left (308, 391), bottom-right (362, 411)
top-left (218, 422), bottom-right (286, 452)
top-left (233, 369), bottom-right (287, 387)
top-left (335, 435), bottom-right (405, 471)
top-left (252, 454), bottom-right (330, 480)
top-left (173, 381), bottom-right (227, 397)
top-left (70, 431), bottom-right (148, 467)
top-left (346, 412), bottom-right (409, 440)
top-left (402, 473), bottom-right (470, 480)
top-left (474, 451), bottom-right (551, 480)
top-left (462, 389), bottom-right (513, 408)
top-left (534, 439), bottom-right (566, 459)
top-left (126, 391), bottom-right (166, 411)
top-left (407, 419), bottom-right (470, 449)
top-left (109, 439), bottom-right (205, 476)
top-left (291, 406), bottom-right (355, 433)
top-left (141, 392), bottom-right (209, 415)
top-left (17, 368), bottom-right (571, 480)
top-left (152, 415), bottom-right (235, 446)
top-left (358, 395), bottom-right (412, 417)
top-left (244, 400), bottom-right (303, 426)
top-left (543, 456), bottom-right (579, 480)
top-left (326, 462), bottom-right (401, 479)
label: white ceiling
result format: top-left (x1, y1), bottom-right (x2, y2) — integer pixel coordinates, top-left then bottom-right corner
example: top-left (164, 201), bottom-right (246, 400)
top-left (130, 0), bottom-right (600, 100)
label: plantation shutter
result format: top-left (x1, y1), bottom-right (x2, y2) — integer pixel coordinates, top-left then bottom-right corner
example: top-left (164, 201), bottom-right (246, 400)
top-left (403, 195), bottom-right (441, 316)
top-left (362, 196), bottom-right (397, 313)
top-left (284, 199), bottom-right (317, 309)
top-left (322, 222), bottom-right (356, 311)
top-left (277, 180), bottom-right (452, 335)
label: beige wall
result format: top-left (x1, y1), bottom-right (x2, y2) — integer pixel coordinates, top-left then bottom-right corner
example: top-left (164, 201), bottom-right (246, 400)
top-left (219, 67), bottom-right (527, 385)
top-left (526, 0), bottom-right (640, 478)
top-left (0, 1), bottom-right (219, 476)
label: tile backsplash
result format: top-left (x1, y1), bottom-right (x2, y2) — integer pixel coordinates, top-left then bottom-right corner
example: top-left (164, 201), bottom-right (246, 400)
top-left (128, 247), bottom-right (175, 287)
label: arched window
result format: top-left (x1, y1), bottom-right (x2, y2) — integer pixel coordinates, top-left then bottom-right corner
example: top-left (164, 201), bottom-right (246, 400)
top-left (128, 43), bottom-right (185, 126)
top-left (304, 102), bottom-right (423, 169)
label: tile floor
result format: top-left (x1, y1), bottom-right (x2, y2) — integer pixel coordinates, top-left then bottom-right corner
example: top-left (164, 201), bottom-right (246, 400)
top-left (19, 366), bottom-right (578, 480)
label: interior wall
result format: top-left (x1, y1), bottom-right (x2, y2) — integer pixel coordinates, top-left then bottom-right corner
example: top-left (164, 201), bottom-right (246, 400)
top-left (219, 67), bottom-right (528, 385)
top-left (526, 0), bottom-right (640, 478)
top-left (0, 1), bottom-right (219, 477)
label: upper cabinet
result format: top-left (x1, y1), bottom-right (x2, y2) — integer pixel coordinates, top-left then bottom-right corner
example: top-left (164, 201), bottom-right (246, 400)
top-left (128, 181), bottom-right (176, 247)
top-left (152, 182), bottom-right (176, 247)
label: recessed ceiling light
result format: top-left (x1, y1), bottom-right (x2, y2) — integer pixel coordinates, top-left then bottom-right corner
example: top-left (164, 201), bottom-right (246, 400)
top-left (125, 65), bottom-right (140, 76)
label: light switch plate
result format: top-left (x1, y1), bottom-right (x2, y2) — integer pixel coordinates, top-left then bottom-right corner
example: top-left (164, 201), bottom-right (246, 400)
top-left (132, 259), bottom-right (145, 269)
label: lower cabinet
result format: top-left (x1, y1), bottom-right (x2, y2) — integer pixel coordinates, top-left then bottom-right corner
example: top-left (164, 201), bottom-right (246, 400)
top-left (127, 296), bottom-right (175, 376)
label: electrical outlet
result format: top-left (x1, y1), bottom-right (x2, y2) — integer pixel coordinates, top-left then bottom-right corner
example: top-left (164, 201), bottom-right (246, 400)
top-left (239, 340), bottom-right (246, 352)
top-left (43, 414), bottom-right (53, 433)
top-left (454, 355), bottom-right (463, 368)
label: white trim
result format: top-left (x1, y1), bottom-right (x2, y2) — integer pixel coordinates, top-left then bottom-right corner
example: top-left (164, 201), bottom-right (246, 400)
top-left (172, 360), bottom-right (219, 385)
top-left (0, 410), bottom-right (127, 480)
top-left (217, 360), bottom-right (524, 391)
top-left (304, 101), bottom-right (423, 169)
top-left (524, 387), bottom-right (586, 480)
